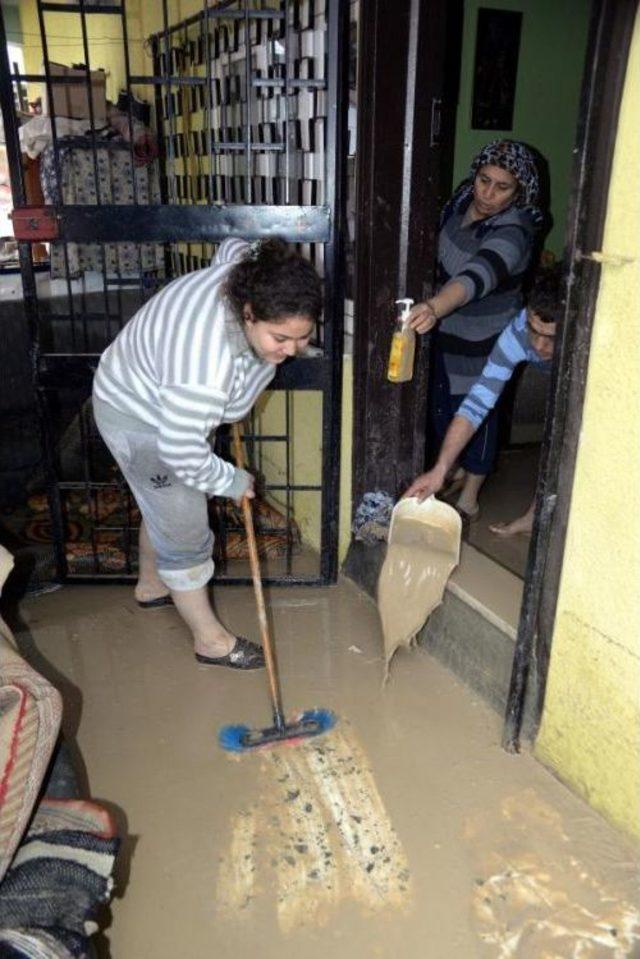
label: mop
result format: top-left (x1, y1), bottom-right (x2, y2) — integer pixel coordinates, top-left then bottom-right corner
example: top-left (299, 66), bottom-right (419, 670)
top-left (218, 424), bottom-right (337, 753)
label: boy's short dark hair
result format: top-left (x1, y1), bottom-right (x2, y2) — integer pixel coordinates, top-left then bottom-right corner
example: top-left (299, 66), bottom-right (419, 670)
top-left (527, 267), bottom-right (565, 325)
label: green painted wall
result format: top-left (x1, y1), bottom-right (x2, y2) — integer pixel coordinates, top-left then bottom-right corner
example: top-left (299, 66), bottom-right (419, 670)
top-left (453, 0), bottom-right (590, 256)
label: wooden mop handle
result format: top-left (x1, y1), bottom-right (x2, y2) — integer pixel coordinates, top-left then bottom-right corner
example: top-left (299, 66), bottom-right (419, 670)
top-left (231, 423), bottom-right (285, 726)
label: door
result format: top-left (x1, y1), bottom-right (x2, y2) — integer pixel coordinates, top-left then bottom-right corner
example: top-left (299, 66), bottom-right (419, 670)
top-left (351, 0), bottom-right (463, 503)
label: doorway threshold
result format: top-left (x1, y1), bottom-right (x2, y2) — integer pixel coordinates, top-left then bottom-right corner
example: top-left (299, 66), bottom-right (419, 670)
top-left (447, 542), bottom-right (522, 641)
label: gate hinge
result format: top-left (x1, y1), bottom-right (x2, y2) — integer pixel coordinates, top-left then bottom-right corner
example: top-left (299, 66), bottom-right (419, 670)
top-left (10, 206), bottom-right (60, 242)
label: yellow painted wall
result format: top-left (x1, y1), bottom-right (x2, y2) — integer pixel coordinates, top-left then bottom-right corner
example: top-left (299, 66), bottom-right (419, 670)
top-left (18, 0), bottom-right (282, 105)
top-left (535, 11), bottom-right (640, 840)
top-left (19, 0), bottom-right (145, 102)
top-left (139, 0), bottom-right (201, 38)
top-left (16, 0), bottom-right (213, 106)
top-left (254, 356), bottom-right (353, 565)
top-left (18, 0), bottom-right (232, 87)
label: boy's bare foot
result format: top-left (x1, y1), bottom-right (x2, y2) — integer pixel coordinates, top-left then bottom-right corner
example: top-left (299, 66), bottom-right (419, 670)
top-left (489, 512), bottom-right (534, 537)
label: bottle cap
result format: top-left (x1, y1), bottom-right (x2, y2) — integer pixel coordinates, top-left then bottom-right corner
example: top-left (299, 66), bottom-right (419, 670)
top-left (395, 298), bottom-right (414, 326)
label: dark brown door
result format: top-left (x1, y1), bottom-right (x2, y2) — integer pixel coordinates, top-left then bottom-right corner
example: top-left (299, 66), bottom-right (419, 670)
top-left (352, 0), bottom-right (463, 502)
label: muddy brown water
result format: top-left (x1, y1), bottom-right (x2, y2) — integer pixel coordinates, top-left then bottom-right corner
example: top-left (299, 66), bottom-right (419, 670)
top-left (14, 581), bottom-right (640, 957)
top-left (378, 509), bottom-right (461, 681)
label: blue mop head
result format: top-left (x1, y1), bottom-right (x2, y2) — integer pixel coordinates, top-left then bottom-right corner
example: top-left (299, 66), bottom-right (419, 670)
top-left (218, 724), bottom-right (252, 753)
top-left (218, 708), bottom-right (337, 753)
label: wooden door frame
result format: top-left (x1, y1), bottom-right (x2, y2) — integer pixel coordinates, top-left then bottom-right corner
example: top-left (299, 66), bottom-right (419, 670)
top-left (350, 0), bottom-right (638, 746)
top-left (504, 0), bottom-right (639, 748)
top-left (351, 0), bottom-right (463, 503)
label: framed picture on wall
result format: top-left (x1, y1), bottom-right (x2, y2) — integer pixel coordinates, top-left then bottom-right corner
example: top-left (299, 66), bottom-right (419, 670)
top-left (471, 8), bottom-right (522, 130)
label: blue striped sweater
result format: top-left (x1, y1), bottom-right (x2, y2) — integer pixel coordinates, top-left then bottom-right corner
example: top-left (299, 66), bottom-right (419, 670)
top-left (457, 308), bottom-right (550, 428)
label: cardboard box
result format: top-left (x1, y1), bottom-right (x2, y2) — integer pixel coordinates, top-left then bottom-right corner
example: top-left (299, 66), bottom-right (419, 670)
top-left (47, 62), bottom-right (107, 125)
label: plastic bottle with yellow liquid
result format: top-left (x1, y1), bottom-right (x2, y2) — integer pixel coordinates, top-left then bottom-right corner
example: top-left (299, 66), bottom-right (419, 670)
top-left (387, 298), bottom-right (415, 383)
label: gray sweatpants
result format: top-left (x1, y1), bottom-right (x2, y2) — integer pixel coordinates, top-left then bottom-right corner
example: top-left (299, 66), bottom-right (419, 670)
top-left (93, 396), bottom-right (214, 591)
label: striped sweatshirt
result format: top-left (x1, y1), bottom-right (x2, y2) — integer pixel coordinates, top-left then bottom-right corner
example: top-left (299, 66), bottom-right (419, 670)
top-left (437, 196), bottom-right (538, 396)
top-left (93, 238), bottom-right (275, 498)
top-left (457, 307), bottom-right (550, 429)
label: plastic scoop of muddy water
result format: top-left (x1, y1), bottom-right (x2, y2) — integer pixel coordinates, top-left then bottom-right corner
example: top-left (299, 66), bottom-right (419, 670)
top-left (377, 496), bottom-right (462, 683)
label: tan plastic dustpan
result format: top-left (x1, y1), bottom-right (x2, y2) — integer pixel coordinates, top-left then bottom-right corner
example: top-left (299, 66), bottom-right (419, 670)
top-left (377, 496), bottom-right (462, 681)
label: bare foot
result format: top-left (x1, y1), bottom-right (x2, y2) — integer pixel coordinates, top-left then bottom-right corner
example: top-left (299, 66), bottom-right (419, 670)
top-left (489, 513), bottom-right (533, 537)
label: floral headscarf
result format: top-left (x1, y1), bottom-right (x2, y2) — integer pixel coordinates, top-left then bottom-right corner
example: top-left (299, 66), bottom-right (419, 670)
top-left (444, 139), bottom-right (543, 227)
top-left (470, 139), bottom-right (540, 209)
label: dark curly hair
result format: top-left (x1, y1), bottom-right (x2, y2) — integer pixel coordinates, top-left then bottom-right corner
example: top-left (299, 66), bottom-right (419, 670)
top-left (225, 238), bottom-right (323, 323)
top-left (527, 267), bottom-right (565, 325)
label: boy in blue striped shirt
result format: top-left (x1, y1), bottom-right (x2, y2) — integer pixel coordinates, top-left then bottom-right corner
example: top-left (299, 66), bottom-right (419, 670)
top-left (405, 272), bottom-right (561, 535)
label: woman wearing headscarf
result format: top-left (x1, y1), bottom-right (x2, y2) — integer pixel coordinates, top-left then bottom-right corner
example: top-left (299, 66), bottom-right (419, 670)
top-left (407, 139), bottom-right (543, 523)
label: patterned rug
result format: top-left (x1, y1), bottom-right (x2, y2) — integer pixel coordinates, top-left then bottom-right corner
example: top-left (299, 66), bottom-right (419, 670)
top-left (4, 485), bottom-right (300, 577)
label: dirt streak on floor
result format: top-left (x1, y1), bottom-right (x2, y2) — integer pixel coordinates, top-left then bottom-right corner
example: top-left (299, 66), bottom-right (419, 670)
top-left (216, 723), bottom-right (412, 933)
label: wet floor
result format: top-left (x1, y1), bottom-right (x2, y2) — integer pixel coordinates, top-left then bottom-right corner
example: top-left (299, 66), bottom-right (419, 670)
top-left (467, 446), bottom-right (540, 579)
top-left (14, 580), bottom-right (640, 958)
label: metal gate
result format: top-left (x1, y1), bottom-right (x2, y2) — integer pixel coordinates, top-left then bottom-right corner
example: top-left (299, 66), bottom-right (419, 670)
top-left (0, 0), bottom-right (348, 586)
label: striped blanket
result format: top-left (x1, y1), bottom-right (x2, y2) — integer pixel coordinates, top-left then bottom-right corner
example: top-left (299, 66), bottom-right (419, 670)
top-left (0, 799), bottom-right (119, 958)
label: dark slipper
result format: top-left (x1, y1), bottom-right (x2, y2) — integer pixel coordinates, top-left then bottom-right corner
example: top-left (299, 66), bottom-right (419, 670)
top-left (136, 594), bottom-right (174, 609)
top-left (195, 636), bottom-right (265, 670)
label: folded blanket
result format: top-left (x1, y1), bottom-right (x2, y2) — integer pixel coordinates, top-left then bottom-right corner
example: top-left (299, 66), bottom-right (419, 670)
top-left (0, 799), bottom-right (119, 958)
top-left (0, 927), bottom-right (75, 958)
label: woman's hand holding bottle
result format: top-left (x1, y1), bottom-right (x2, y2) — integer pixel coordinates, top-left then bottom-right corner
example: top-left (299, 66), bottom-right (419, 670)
top-left (407, 300), bottom-right (438, 334)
